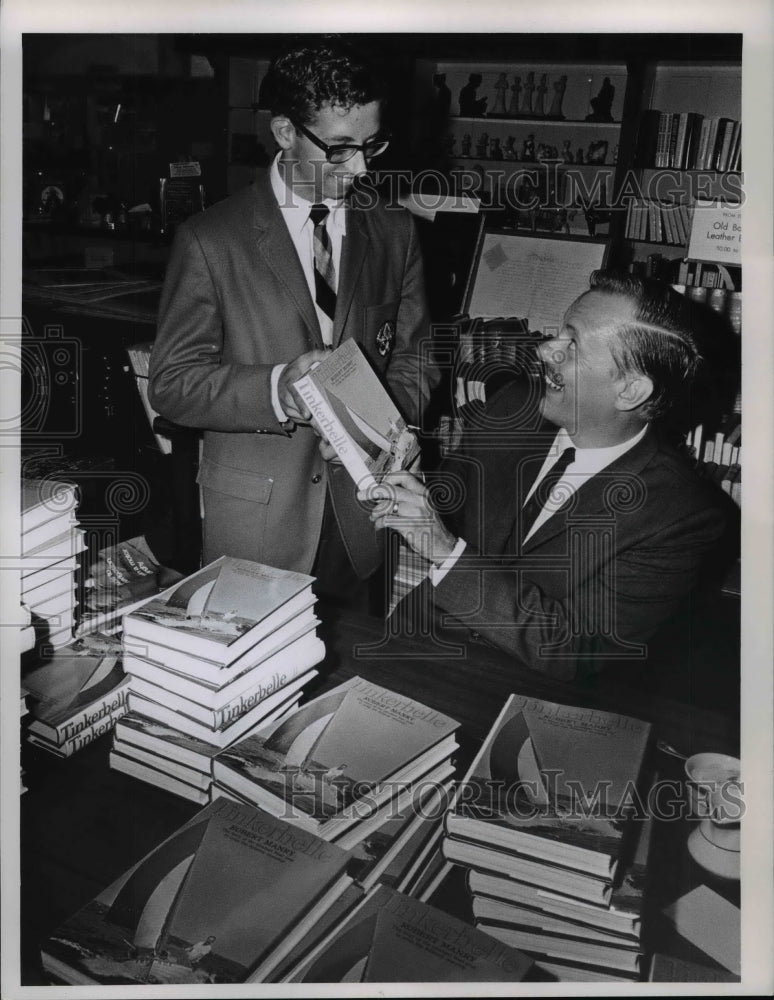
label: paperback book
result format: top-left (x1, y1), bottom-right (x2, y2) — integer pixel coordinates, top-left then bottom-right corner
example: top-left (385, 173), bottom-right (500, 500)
top-left (292, 339), bottom-right (420, 490)
top-left (122, 556), bottom-right (315, 664)
top-left (445, 694), bottom-right (651, 878)
top-left (212, 676), bottom-right (459, 838)
top-left (40, 797), bottom-right (354, 986)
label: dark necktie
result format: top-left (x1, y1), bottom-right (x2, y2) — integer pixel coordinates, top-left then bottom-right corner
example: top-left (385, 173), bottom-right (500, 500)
top-left (309, 203), bottom-right (337, 323)
top-left (521, 446), bottom-right (576, 539)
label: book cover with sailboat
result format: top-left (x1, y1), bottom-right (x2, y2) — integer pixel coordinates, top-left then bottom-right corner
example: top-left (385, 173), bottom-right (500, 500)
top-left (446, 694), bottom-right (651, 878)
top-left (213, 676), bottom-right (459, 827)
top-left (122, 556), bottom-right (315, 663)
top-left (292, 339), bottom-right (420, 490)
top-left (41, 797), bottom-right (353, 986)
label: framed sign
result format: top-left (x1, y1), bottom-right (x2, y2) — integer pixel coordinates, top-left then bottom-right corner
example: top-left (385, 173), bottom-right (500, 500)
top-left (687, 200), bottom-right (742, 265)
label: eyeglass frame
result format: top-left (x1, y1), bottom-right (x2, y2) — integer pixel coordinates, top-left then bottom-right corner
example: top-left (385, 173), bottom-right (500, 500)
top-left (292, 119), bottom-right (390, 164)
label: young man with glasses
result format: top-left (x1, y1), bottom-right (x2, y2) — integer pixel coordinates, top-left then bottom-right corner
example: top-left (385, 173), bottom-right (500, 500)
top-left (150, 37), bottom-right (436, 606)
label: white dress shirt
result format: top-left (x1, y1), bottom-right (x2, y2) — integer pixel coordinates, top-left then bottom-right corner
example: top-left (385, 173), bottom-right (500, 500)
top-left (269, 154), bottom-right (347, 422)
top-left (430, 423), bottom-right (649, 585)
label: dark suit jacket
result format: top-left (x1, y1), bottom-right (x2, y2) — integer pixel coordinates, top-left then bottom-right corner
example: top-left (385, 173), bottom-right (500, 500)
top-left (149, 171), bottom-right (435, 576)
top-left (425, 381), bottom-right (731, 680)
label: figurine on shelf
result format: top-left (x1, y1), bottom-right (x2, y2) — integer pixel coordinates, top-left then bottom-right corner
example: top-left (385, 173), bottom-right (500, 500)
top-left (491, 72), bottom-right (509, 115)
top-left (490, 136), bottom-right (503, 160)
top-left (475, 132), bottom-right (489, 159)
top-left (562, 139), bottom-right (574, 163)
top-left (433, 73), bottom-right (452, 118)
top-left (586, 139), bottom-right (609, 164)
top-left (508, 75), bottom-right (522, 116)
top-left (503, 136), bottom-right (518, 160)
top-left (459, 73), bottom-right (488, 117)
top-left (521, 71), bottom-right (535, 116)
top-left (549, 74), bottom-right (568, 119)
top-left (460, 133), bottom-right (472, 157)
top-left (576, 147), bottom-right (584, 164)
top-left (521, 133), bottom-right (535, 161)
top-left (586, 76), bottom-right (615, 122)
top-left (536, 143), bottom-right (550, 161)
top-left (534, 73), bottom-right (548, 118)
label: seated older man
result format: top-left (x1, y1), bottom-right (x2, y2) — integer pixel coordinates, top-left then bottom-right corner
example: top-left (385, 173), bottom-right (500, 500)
top-left (364, 272), bottom-right (736, 681)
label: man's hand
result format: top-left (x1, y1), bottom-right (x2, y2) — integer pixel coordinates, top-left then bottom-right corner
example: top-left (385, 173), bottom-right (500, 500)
top-left (277, 350), bottom-right (330, 423)
top-left (318, 437), bottom-right (342, 464)
top-left (358, 471), bottom-right (458, 566)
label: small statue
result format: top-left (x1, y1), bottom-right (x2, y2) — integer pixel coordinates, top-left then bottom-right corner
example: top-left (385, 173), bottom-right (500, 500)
top-left (459, 73), bottom-right (488, 117)
top-left (586, 139), bottom-right (609, 164)
top-left (549, 75), bottom-right (568, 119)
top-left (492, 72), bottom-right (509, 115)
top-left (562, 139), bottom-right (574, 163)
top-left (490, 136), bottom-right (503, 160)
top-left (521, 133), bottom-right (535, 162)
top-left (432, 73), bottom-right (452, 117)
top-left (536, 142), bottom-right (549, 162)
top-left (460, 133), bottom-right (472, 157)
top-left (586, 76), bottom-right (615, 123)
top-left (534, 73), bottom-right (548, 118)
top-left (575, 147), bottom-right (584, 165)
top-left (521, 71), bottom-right (535, 117)
top-left (503, 136), bottom-right (518, 160)
top-left (508, 76), bottom-right (522, 116)
top-left (475, 132), bottom-right (489, 159)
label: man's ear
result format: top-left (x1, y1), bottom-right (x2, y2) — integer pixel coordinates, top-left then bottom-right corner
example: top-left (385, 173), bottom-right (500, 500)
top-left (270, 116), bottom-right (296, 150)
top-left (615, 373), bottom-right (654, 412)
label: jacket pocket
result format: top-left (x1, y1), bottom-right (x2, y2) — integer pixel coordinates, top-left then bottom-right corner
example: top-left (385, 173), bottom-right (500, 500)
top-left (196, 456), bottom-right (274, 504)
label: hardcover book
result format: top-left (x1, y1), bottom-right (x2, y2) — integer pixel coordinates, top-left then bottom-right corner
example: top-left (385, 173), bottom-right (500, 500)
top-left (445, 694), bottom-right (651, 878)
top-left (114, 711), bottom-right (223, 773)
top-left (292, 339), bottom-right (420, 490)
top-left (122, 556), bottom-right (315, 664)
top-left (28, 705), bottom-right (129, 757)
top-left (212, 676), bottom-right (459, 838)
top-left (77, 535), bottom-right (182, 637)
top-left (292, 884), bottom-right (535, 983)
top-left (109, 751), bottom-right (211, 806)
top-left (40, 797), bottom-right (354, 986)
top-left (23, 634), bottom-right (129, 745)
top-left (475, 921), bottom-right (641, 976)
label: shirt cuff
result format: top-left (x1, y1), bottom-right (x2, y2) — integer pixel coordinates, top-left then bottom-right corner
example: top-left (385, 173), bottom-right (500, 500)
top-left (270, 364), bottom-right (289, 425)
top-left (429, 537), bottom-right (467, 586)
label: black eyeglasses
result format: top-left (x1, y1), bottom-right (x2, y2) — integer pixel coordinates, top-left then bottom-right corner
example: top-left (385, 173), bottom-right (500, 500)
top-left (293, 120), bottom-right (390, 164)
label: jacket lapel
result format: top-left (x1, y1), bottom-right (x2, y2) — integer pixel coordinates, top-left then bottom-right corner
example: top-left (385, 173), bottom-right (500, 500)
top-left (522, 427), bottom-right (659, 552)
top-left (249, 176), bottom-right (324, 349)
top-left (334, 206), bottom-right (369, 346)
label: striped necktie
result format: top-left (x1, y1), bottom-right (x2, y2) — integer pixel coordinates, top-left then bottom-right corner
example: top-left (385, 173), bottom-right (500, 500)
top-left (309, 203), bottom-right (337, 323)
top-left (521, 446), bottom-right (576, 539)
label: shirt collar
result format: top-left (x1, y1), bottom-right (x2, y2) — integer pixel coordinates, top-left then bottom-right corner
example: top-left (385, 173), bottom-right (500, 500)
top-left (270, 153), bottom-right (347, 239)
top-left (553, 423), bottom-right (649, 466)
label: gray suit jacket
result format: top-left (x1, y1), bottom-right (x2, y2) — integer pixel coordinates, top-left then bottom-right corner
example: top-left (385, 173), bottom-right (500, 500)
top-left (149, 172), bottom-right (435, 576)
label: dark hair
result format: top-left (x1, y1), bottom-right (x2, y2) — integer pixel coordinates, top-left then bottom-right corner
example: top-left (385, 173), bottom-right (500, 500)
top-left (262, 36), bottom-right (386, 125)
top-left (587, 271), bottom-right (702, 421)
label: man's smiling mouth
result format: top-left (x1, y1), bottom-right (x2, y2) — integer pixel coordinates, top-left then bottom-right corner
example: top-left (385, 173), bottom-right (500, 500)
top-left (544, 368), bottom-right (565, 391)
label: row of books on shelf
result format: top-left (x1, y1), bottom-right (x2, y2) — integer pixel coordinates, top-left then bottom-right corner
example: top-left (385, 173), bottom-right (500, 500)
top-left (637, 111), bottom-right (741, 172)
top-left (624, 198), bottom-right (692, 245)
top-left (686, 424), bottom-right (741, 506)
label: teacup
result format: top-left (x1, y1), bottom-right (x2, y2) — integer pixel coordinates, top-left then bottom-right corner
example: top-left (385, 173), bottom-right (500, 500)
top-left (684, 752), bottom-right (741, 819)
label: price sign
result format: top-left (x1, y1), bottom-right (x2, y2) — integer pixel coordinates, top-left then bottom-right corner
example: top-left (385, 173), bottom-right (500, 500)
top-left (687, 200), bottom-right (741, 264)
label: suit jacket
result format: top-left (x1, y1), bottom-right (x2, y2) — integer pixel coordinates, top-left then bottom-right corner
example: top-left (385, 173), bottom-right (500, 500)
top-left (149, 171), bottom-right (435, 576)
top-left (424, 381), bottom-right (732, 680)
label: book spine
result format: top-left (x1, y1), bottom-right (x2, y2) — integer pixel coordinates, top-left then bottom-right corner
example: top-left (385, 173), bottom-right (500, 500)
top-left (32, 681), bottom-right (130, 744)
top-left (293, 373), bottom-right (377, 489)
top-left (29, 703), bottom-right (129, 756)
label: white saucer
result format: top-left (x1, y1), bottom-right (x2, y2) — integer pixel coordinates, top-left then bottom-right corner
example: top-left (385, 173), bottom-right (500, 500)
top-left (687, 821), bottom-right (740, 880)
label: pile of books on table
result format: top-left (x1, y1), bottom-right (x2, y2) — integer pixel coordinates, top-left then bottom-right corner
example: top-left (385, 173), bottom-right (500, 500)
top-left (442, 694), bottom-right (652, 983)
top-left (112, 556), bottom-right (326, 804)
top-left (20, 478), bottom-right (86, 650)
top-left (22, 631), bottom-right (129, 758)
top-left (40, 798), bottom-right (539, 987)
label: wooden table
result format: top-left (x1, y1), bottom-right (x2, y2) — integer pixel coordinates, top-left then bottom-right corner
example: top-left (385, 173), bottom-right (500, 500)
top-left (19, 607), bottom-right (740, 985)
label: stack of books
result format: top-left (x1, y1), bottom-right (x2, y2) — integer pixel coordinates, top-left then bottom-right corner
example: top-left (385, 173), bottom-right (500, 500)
top-left (442, 694), bottom-right (652, 982)
top-left (20, 478), bottom-right (86, 650)
top-left (76, 535), bottom-right (182, 638)
top-left (22, 632), bottom-right (130, 758)
top-left (40, 797), bottom-right (360, 986)
top-left (211, 676), bottom-right (460, 851)
top-left (113, 556), bottom-right (326, 802)
top-left (637, 110), bottom-right (741, 172)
